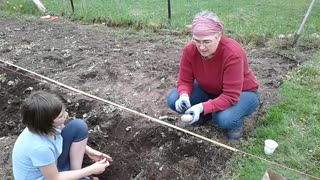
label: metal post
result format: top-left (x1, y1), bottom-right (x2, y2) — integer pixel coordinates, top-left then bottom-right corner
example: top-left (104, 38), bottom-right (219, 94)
top-left (168, 0), bottom-right (171, 23)
top-left (293, 0), bottom-right (317, 47)
top-left (70, 0), bottom-right (75, 13)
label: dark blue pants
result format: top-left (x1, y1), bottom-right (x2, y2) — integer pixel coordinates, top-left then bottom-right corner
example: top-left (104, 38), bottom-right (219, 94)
top-left (57, 119), bottom-right (88, 171)
top-left (167, 82), bottom-right (260, 130)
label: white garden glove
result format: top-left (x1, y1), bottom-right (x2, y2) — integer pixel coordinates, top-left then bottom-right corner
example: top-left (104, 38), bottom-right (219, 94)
top-left (175, 94), bottom-right (191, 113)
top-left (185, 103), bottom-right (203, 124)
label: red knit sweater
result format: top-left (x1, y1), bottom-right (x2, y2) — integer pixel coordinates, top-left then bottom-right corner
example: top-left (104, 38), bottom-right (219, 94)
top-left (177, 36), bottom-right (259, 115)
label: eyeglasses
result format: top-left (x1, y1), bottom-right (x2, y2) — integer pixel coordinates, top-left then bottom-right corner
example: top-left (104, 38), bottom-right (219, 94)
top-left (192, 33), bottom-right (220, 47)
top-left (192, 38), bottom-right (214, 46)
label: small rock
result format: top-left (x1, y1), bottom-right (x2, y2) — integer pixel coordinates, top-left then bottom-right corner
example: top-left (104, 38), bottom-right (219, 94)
top-left (83, 113), bottom-right (88, 118)
top-left (154, 162), bottom-right (160, 167)
top-left (74, 103), bottom-right (79, 108)
top-left (7, 80), bottom-right (15, 86)
top-left (159, 115), bottom-right (168, 120)
top-left (24, 87), bottom-right (33, 93)
top-left (159, 165), bottom-right (164, 172)
top-left (197, 140), bottom-right (203, 144)
top-left (160, 77), bottom-right (165, 84)
top-left (278, 34), bottom-right (285, 39)
top-left (135, 61), bottom-right (141, 67)
top-left (167, 116), bottom-right (177, 121)
top-left (160, 132), bottom-right (166, 138)
top-left (93, 125), bottom-right (102, 133)
top-left (125, 126), bottom-right (132, 131)
top-left (133, 131), bottom-right (140, 138)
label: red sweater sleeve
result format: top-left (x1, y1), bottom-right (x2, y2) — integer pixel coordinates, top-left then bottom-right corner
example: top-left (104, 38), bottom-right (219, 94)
top-left (177, 45), bottom-right (195, 96)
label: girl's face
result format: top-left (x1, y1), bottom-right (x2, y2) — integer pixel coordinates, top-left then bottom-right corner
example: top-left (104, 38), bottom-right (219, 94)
top-left (53, 108), bottom-right (68, 127)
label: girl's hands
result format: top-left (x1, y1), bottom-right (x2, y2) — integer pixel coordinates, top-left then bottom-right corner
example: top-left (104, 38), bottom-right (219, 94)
top-left (86, 146), bottom-right (113, 163)
top-left (90, 158), bottom-right (110, 175)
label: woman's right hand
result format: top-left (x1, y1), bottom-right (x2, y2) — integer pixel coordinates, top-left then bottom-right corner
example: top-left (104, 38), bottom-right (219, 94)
top-left (175, 94), bottom-right (191, 113)
top-left (90, 158), bottom-right (110, 175)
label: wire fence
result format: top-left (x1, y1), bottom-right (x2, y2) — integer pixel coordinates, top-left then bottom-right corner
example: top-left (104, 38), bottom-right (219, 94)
top-left (3, 0), bottom-right (320, 37)
top-left (45, 0), bottom-right (319, 35)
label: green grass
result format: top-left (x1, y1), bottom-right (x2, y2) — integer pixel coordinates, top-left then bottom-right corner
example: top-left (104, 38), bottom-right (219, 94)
top-left (228, 54), bottom-right (320, 179)
top-left (1, 0), bottom-right (320, 42)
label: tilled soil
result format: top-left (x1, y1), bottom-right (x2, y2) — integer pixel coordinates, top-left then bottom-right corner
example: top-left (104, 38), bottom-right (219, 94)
top-left (0, 15), bottom-right (316, 180)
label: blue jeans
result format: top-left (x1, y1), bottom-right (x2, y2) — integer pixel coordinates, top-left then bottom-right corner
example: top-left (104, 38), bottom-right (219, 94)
top-left (167, 82), bottom-right (260, 130)
top-left (57, 119), bottom-right (88, 171)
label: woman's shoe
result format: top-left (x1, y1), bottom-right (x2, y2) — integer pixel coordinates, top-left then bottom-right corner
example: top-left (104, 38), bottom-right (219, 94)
top-left (227, 125), bottom-right (243, 140)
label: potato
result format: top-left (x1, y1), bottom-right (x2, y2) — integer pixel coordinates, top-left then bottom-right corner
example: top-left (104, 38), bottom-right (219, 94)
top-left (181, 114), bottom-right (193, 123)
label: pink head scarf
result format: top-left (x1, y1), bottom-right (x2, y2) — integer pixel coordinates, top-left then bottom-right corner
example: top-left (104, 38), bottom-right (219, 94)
top-left (192, 13), bottom-right (223, 37)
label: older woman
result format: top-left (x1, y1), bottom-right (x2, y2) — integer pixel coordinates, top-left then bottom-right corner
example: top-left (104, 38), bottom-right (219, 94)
top-left (167, 10), bottom-right (260, 140)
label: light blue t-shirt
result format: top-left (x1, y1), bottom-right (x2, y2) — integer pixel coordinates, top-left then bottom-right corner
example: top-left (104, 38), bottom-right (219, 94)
top-left (12, 128), bottom-right (63, 180)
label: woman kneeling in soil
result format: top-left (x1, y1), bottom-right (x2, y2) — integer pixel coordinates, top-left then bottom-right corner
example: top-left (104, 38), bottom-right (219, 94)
top-left (12, 90), bottom-right (112, 180)
top-left (167, 10), bottom-right (260, 140)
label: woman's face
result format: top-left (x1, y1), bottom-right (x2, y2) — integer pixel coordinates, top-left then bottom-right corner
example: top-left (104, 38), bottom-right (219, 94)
top-left (53, 108), bottom-right (68, 127)
top-left (192, 33), bottom-right (221, 59)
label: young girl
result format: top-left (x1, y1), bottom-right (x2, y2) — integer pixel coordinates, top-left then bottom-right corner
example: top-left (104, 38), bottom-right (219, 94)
top-left (12, 91), bottom-right (113, 180)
